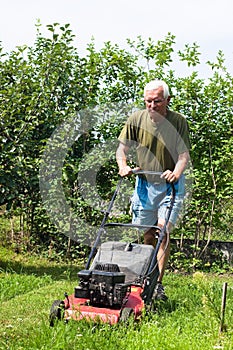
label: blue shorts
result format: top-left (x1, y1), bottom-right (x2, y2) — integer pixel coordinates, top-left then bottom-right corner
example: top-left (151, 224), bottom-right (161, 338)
top-left (131, 175), bottom-right (185, 227)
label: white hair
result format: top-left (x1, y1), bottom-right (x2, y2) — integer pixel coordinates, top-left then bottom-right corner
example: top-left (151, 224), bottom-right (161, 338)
top-left (144, 80), bottom-right (170, 99)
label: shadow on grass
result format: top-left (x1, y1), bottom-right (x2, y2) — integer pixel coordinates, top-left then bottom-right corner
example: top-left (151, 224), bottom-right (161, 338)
top-left (156, 298), bottom-right (181, 314)
top-left (0, 257), bottom-right (84, 281)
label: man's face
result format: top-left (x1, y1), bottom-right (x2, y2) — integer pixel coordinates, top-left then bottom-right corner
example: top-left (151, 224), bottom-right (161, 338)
top-left (144, 87), bottom-right (170, 117)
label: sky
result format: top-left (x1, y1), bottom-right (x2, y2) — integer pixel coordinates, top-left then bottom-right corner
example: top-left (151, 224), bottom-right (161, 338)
top-left (0, 0), bottom-right (233, 78)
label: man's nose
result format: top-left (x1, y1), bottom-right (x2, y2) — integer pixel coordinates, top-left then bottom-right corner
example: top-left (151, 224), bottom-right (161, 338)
top-left (151, 100), bottom-right (157, 107)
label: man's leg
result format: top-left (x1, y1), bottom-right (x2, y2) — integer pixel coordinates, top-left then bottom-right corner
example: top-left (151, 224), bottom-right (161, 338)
top-left (156, 221), bottom-right (172, 283)
top-left (157, 236), bottom-right (170, 283)
top-left (156, 178), bottom-right (185, 282)
top-left (144, 221), bottom-right (172, 282)
top-left (152, 221), bottom-right (172, 301)
top-left (144, 228), bottom-right (156, 247)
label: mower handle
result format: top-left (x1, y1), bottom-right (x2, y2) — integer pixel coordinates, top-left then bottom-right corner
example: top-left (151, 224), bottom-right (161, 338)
top-left (86, 170), bottom-right (175, 270)
top-left (131, 169), bottom-right (164, 185)
top-left (104, 223), bottom-right (162, 231)
top-left (131, 169), bottom-right (163, 176)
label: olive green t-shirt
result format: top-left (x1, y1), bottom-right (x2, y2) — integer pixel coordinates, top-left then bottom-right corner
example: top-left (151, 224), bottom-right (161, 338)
top-left (118, 109), bottom-right (191, 172)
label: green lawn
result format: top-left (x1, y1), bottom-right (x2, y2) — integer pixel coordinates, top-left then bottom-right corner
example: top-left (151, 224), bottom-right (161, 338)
top-left (0, 247), bottom-right (233, 350)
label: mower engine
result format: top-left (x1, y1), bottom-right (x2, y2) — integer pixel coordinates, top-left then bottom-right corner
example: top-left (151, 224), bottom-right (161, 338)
top-left (75, 263), bottom-right (129, 307)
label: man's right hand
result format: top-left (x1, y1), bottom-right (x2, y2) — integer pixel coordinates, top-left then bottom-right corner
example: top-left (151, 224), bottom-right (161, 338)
top-left (118, 166), bottom-right (141, 177)
top-left (118, 165), bottom-right (133, 177)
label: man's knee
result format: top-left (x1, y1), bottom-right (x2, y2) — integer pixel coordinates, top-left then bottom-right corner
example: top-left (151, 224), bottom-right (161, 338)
top-left (144, 229), bottom-right (156, 247)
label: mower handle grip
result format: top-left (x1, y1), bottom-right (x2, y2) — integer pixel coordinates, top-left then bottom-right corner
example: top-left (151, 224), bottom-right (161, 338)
top-left (131, 169), bottom-right (163, 176)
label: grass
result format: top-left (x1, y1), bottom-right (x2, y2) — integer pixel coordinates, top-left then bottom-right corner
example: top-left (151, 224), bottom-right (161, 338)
top-left (0, 247), bottom-right (233, 350)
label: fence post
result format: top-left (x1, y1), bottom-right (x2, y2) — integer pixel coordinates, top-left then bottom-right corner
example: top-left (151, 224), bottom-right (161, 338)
top-left (219, 282), bottom-right (227, 334)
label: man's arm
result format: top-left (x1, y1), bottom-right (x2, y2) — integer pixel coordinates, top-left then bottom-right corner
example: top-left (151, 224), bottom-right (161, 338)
top-left (116, 142), bottom-right (133, 177)
top-left (162, 151), bottom-right (190, 183)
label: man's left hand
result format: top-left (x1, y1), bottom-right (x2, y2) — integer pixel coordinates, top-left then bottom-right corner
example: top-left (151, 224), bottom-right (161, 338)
top-left (161, 170), bottom-right (178, 183)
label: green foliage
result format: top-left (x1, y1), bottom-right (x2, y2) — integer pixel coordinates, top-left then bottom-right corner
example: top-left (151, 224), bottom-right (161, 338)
top-left (178, 42), bottom-right (201, 67)
top-left (169, 242), bottom-right (233, 274)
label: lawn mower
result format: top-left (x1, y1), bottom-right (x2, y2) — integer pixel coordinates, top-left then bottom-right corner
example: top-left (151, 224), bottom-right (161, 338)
top-left (49, 170), bottom-right (175, 326)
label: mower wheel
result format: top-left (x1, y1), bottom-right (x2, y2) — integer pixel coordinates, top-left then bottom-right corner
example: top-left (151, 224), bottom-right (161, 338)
top-left (49, 300), bottom-right (65, 327)
top-left (119, 307), bottom-right (134, 323)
